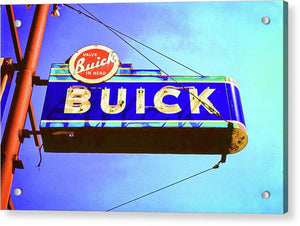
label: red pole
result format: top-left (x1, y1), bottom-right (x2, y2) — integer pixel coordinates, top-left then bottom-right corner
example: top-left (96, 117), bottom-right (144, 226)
top-left (6, 5), bottom-right (23, 65)
top-left (6, 5), bottom-right (42, 149)
top-left (1, 4), bottom-right (49, 209)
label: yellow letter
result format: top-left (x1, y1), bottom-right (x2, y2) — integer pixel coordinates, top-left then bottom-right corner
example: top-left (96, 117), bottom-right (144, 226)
top-left (154, 86), bottom-right (181, 114)
top-left (189, 87), bottom-right (219, 115)
top-left (64, 86), bottom-right (91, 113)
top-left (101, 87), bottom-right (126, 114)
top-left (136, 87), bottom-right (145, 114)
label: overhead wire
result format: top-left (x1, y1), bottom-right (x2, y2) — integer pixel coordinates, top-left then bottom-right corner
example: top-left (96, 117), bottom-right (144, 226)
top-left (64, 3), bottom-right (229, 123)
top-left (64, 4), bottom-right (206, 78)
top-left (106, 166), bottom-right (215, 211)
top-left (63, 4), bottom-right (231, 210)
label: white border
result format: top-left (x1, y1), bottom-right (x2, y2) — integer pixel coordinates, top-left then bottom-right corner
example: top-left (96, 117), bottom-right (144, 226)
top-left (1, 0), bottom-right (299, 226)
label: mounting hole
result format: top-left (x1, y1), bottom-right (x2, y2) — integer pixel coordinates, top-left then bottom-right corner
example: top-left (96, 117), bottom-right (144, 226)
top-left (69, 133), bottom-right (74, 138)
top-left (262, 191), bottom-right (270, 199)
top-left (14, 188), bottom-right (22, 196)
top-left (261, 16), bottom-right (270, 25)
top-left (14, 20), bottom-right (22, 28)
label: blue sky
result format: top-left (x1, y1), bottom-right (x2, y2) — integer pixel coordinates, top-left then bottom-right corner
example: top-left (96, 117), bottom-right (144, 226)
top-left (1, 1), bottom-right (287, 213)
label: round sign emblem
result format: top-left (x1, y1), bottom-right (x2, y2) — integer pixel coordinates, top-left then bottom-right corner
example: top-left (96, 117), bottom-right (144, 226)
top-left (69, 45), bottom-right (120, 84)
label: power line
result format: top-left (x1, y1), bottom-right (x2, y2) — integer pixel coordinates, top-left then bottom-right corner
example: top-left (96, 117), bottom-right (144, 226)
top-left (106, 154), bottom-right (226, 211)
top-left (106, 167), bottom-right (215, 212)
top-left (65, 4), bottom-right (229, 122)
top-left (62, 5), bottom-right (230, 211)
top-left (64, 3), bottom-right (206, 78)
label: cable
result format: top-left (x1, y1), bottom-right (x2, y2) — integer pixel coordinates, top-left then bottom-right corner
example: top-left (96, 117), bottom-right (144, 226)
top-left (36, 143), bottom-right (43, 168)
top-left (106, 167), bottom-right (214, 212)
top-left (64, 3), bottom-right (206, 78)
top-left (106, 153), bottom-right (227, 211)
top-left (66, 4), bottom-right (229, 123)
top-left (62, 5), bottom-right (231, 211)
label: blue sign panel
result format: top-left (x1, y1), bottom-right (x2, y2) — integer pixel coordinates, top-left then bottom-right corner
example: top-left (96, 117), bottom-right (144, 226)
top-left (40, 63), bottom-right (247, 154)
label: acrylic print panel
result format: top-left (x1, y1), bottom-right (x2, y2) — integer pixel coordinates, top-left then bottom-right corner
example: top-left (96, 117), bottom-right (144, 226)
top-left (1, 1), bottom-right (288, 213)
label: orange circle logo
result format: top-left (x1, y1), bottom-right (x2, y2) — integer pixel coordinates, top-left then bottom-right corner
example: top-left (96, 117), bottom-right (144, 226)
top-left (69, 45), bottom-right (120, 84)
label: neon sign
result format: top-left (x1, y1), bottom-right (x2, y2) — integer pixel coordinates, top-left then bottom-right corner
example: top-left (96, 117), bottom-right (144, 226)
top-left (40, 63), bottom-right (247, 155)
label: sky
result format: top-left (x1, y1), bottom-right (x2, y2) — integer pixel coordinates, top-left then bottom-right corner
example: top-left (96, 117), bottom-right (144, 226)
top-left (1, 1), bottom-right (287, 213)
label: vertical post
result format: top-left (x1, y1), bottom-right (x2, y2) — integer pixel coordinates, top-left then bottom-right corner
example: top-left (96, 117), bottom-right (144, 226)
top-left (6, 5), bottom-right (23, 65)
top-left (1, 4), bottom-right (49, 209)
top-left (6, 5), bottom-right (42, 148)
